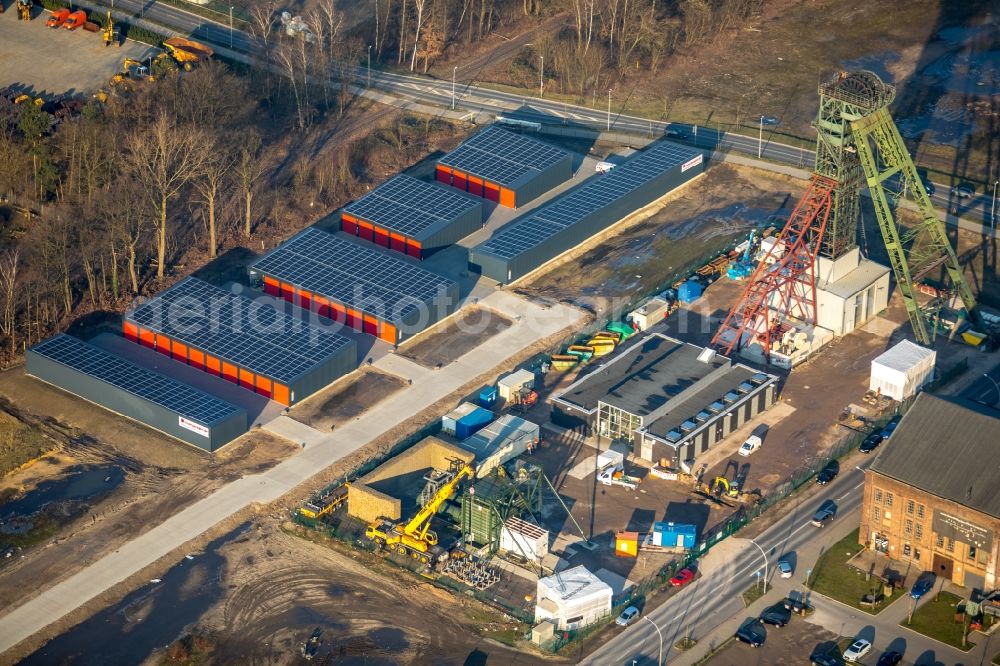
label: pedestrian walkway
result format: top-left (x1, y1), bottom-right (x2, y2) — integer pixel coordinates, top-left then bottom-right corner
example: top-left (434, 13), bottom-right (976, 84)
top-left (0, 292), bottom-right (585, 655)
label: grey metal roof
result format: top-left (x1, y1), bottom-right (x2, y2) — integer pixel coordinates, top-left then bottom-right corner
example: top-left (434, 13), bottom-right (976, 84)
top-left (553, 334), bottom-right (728, 416)
top-left (643, 366), bottom-right (763, 440)
top-left (870, 394), bottom-right (1000, 518)
top-left (817, 259), bottom-right (889, 299)
top-left (438, 125), bottom-right (568, 189)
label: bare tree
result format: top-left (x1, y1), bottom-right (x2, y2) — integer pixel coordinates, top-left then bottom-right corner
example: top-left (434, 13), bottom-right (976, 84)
top-left (0, 249), bottom-right (19, 355)
top-left (195, 136), bottom-right (236, 258)
top-left (235, 132), bottom-right (266, 239)
top-left (276, 43), bottom-right (306, 128)
top-left (409, 0), bottom-right (427, 71)
top-left (124, 114), bottom-right (209, 280)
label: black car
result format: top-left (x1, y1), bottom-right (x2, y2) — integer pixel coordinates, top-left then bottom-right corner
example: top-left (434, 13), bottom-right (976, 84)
top-left (810, 652), bottom-right (841, 666)
top-left (759, 602), bottom-right (792, 627)
top-left (816, 460), bottom-right (839, 485)
top-left (859, 433), bottom-right (884, 453)
top-left (877, 651), bottom-right (903, 666)
top-left (735, 618), bottom-right (766, 647)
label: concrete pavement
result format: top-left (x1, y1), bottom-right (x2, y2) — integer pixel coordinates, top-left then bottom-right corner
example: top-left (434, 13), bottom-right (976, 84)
top-left (0, 290), bottom-right (585, 655)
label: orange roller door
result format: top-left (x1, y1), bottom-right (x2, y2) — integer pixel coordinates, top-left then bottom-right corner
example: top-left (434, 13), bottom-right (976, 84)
top-left (272, 383), bottom-right (290, 406)
top-left (222, 362), bottom-right (238, 384)
top-left (280, 282), bottom-right (294, 302)
top-left (314, 295), bottom-right (331, 319)
top-left (138, 327), bottom-right (155, 349)
top-left (263, 276), bottom-right (280, 296)
top-left (406, 239), bottom-right (422, 258)
top-left (341, 214), bottom-right (358, 235)
top-left (330, 302), bottom-right (346, 324)
top-left (453, 170), bottom-right (468, 191)
top-left (484, 182), bottom-right (500, 203)
top-left (363, 314), bottom-right (378, 336)
top-left (255, 376), bottom-right (272, 398)
top-left (189, 348), bottom-right (205, 370)
top-left (389, 233), bottom-right (406, 253)
top-left (155, 334), bottom-right (172, 356)
top-left (358, 221), bottom-right (374, 241)
top-left (379, 322), bottom-right (397, 344)
top-left (205, 355), bottom-right (222, 376)
top-left (499, 187), bottom-right (516, 208)
top-left (297, 288), bottom-right (312, 310)
top-left (468, 176), bottom-right (483, 197)
top-left (171, 340), bottom-right (188, 362)
top-left (124, 321), bottom-right (139, 342)
top-left (374, 227), bottom-right (390, 247)
top-left (436, 165), bottom-right (452, 184)
top-left (239, 369), bottom-right (255, 390)
top-left (346, 308), bottom-right (362, 331)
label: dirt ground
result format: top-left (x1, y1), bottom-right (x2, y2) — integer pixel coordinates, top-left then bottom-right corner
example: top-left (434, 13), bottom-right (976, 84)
top-left (703, 615), bottom-right (841, 666)
top-left (517, 163), bottom-right (797, 318)
top-left (401, 308), bottom-right (514, 369)
top-left (289, 370), bottom-right (408, 431)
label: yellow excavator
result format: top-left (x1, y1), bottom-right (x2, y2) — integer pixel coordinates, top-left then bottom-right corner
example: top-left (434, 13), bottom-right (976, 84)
top-left (365, 461), bottom-right (474, 565)
top-left (102, 11), bottom-right (120, 47)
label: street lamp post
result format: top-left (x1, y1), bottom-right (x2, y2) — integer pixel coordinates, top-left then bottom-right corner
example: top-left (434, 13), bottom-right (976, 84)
top-left (367, 45), bottom-right (372, 88)
top-left (229, 6), bottom-right (233, 49)
top-left (758, 115), bottom-right (764, 159)
top-left (750, 539), bottom-right (769, 591)
top-left (539, 55), bottom-right (544, 98)
top-left (452, 66), bottom-right (457, 110)
top-left (643, 615), bottom-right (664, 666)
top-left (991, 179), bottom-right (998, 232)
top-left (607, 89), bottom-right (612, 131)
top-left (984, 373), bottom-right (1000, 404)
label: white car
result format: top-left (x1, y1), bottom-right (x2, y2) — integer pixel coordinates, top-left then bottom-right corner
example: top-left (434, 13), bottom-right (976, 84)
top-left (738, 435), bottom-right (762, 457)
top-left (777, 560), bottom-right (793, 578)
top-left (615, 606), bottom-right (639, 626)
top-left (843, 638), bottom-right (872, 662)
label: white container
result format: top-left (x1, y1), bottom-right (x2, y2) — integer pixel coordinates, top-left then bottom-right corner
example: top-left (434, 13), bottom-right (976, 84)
top-left (498, 369), bottom-right (535, 400)
top-left (535, 565), bottom-right (612, 630)
top-left (596, 448), bottom-right (624, 472)
top-left (460, 414), bottom-right (539, 477)
top-left (441, 402), bottom-right (479, 436)
top-left (500, 517), bottom-right (549, 562)
top-left (628, 297), bottom-right (670, 332)
top-left (870, 340), bottom-right (936, 401)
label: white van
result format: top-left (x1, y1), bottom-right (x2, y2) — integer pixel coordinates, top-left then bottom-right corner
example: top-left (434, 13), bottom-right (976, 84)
top-left (738, 435), bottom-right (762, 457)
top-left (595, 161), bottom-right (616, 174)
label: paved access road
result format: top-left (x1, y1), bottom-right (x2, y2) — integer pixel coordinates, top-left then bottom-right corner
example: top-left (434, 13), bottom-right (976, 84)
top-left (962, 362), bottom-right (1000, 407)
top-left (0, 292), bottom-right (585, 655)
top-left (582, 458), bottom-right (873, 665)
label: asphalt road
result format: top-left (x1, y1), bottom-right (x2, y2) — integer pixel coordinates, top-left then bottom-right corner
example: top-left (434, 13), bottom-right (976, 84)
top-left (962, 363), bottom-right (1000, 407)
top-left (582, 459), bottom-right (874, 665)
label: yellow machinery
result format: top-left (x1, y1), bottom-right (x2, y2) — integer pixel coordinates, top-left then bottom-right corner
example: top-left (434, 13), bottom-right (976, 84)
top-left (161, 37), bottom-right (213, 70)
top-left (366, 461), bottom-right (474, 565)
top-left (102, 11), bottom-right (119, 47)
top-left (298, 483), bottom-right (349, 519)
top-left (17, 0), bottom-right (32, 20)
top-left (707, 475), bottom-right (739, 498)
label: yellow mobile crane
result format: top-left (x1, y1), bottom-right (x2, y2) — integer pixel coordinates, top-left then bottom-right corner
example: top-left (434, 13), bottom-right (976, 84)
top-left (365, 461), bottom-right (474, 565)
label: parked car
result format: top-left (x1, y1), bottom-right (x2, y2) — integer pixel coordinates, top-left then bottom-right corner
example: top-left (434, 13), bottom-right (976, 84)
top-left (739, 435), bottom-right (762, 457)
top-left (811, 652), bottom-right (841, 666)
top-left (670, 568), bottom-right (695, 587)
top-left (880, 415), bottom-right (901, 439)
top-left (843, 638), bottom-right (872, 662)
top-left (811, 501), bottom-right (837, 527)
top-left (877, 651), bottom-right (903, 666)
top-left (816, 460), bottom-right (839, 485)
top-left (783, 596), bottom-right (808, 615)
top-left (911, 573), bottom-right (936, 599)
top-left (760, 116), bottom-right (781, 126)
top-left (735, 618), bottom-right (766, 647)
top-left (777, 560), bottom-right (793, 578)
top-left (952, 185), bottom-right (975, 199)
top-left (859, 432), bottom-right (884, 453)
top-left (759, 602), bottom-right (792, 627)
top-left (615, 606), bottom-right (639, 626)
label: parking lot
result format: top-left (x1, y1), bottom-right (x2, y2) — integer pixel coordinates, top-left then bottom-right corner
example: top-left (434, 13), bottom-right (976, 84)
top-left (0, 7), bottom-right (156, 98)
top-left (707, 618), bottom-right (842, 665)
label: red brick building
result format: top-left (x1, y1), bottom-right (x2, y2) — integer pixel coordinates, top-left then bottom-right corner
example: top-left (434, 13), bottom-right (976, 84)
top-left (860, 394), bottom-right (1000, 590)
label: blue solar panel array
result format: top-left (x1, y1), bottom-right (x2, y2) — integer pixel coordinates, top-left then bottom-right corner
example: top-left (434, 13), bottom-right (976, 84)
top-left (438, 125), bottom-right (568, 188)
top-left (127, 277), bottom-right (353, 384)
top-left (250, 228), bottom-right (457, 324)
top-left (478, 141), bottom-right (703, 260)
top-left (342, 175), bottom-right (480, 240)
top-left (30, 334), bottom-right (242, 426)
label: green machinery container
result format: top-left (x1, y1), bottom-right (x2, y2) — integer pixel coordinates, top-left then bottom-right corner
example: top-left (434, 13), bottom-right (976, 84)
top-left (606, 321), bottom-right (637, 340)
top-left (459, 463), bottom-right (546, 552)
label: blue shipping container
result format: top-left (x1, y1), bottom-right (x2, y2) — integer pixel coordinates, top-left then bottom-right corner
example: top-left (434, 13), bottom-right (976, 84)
top-left (455, 407), bottom-right (494, 439)
top-left (677, 281), bottom-right (703, 304)
top-left (479, 386), bottom-right (498, 408)
top-left (653, 521), bottom-right (697, 549)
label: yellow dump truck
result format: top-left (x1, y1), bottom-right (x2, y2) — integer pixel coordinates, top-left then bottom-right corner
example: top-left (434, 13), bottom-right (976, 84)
top-left (162, 37), bottom-right (213, 70)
